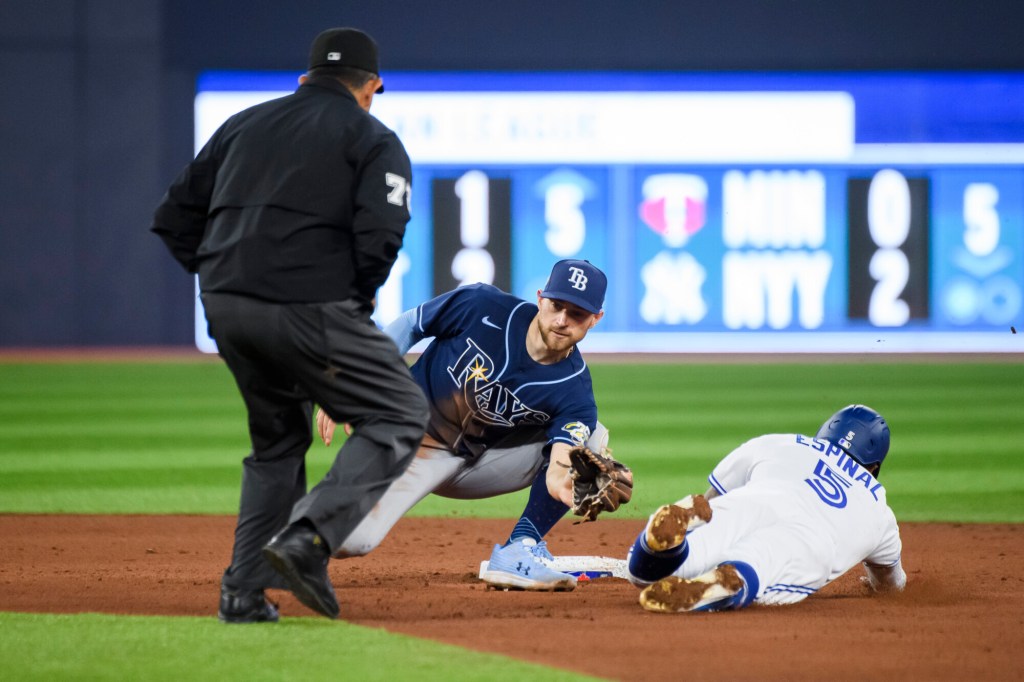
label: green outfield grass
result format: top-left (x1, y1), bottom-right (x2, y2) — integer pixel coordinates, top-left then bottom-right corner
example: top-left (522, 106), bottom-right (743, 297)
top-left (1, 358), bottom-right (1021, 681)
top-left (0, 612), bottom-right (597, 681)
top-left (1, 360), bottom-right (1021, 521)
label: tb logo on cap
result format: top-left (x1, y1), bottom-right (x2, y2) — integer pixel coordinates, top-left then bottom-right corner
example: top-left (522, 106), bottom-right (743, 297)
top-left (568, 266), bottom-right (588, 290)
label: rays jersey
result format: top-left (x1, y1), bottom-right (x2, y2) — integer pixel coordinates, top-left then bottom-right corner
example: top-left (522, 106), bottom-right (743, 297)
top-left (404, 283), bottom-right (598, 461)
top-left (696, 433), bottom-right (903, 604)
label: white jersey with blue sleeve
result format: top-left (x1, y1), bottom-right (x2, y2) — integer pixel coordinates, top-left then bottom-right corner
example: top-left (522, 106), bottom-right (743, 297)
top-left (683, 433), bottom-right (903, 604)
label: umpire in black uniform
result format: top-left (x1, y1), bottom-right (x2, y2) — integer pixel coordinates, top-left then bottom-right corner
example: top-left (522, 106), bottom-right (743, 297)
top-left (151, 27), bottom-right (428, 622)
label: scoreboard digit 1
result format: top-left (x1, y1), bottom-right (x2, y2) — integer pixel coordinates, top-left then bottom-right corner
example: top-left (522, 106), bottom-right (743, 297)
top-left (431, 171), bottom-right (512, 296)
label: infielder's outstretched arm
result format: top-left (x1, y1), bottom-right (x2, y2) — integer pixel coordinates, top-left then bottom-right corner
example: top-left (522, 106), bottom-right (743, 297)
top-left (382, 308), bottom-right (424, 355)
top-left (546, 443), bottom-right (576, 506)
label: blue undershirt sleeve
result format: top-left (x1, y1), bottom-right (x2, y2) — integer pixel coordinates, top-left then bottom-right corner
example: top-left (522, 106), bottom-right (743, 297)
top-left (383, 308), bottom-right (424, 354)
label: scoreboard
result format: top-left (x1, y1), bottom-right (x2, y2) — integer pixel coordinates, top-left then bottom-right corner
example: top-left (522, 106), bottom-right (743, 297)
top-left (193, 72), bottom-right (1024, 353)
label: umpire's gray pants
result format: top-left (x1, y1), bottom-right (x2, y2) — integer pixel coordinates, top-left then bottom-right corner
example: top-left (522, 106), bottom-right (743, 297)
top-left (203, 293), bottom-right (428, 591)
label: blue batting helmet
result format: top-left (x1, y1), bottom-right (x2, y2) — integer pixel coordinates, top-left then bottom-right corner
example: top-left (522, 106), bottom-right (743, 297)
top-left (816, 404), bottom-right (890, 470)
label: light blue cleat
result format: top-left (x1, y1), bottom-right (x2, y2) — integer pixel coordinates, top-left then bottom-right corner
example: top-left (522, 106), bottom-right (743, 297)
top-left (528, 539), bottom-right (555, 564)
top-left (480, 538), bottom-right (577, 591)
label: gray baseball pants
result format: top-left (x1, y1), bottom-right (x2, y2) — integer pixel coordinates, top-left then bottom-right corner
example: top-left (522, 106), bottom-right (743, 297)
top-left (202, 292), bottom-right (428, 591)
top-left (336, 423), bottom-right (610, 557)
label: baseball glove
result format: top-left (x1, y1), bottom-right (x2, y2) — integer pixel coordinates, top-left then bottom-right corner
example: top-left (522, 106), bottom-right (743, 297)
top-left (568, 445), bottom-right (633, 522)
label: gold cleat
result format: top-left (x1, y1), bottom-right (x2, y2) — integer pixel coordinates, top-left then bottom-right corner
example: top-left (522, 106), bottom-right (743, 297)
top-left (639, 564), bottom-right (745, 613)
top-left (644, 494), bottom-right (712, 552)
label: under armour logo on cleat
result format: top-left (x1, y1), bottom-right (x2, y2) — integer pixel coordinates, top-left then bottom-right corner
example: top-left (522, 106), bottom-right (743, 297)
top-left (516, 562), bottom-right (530, 576)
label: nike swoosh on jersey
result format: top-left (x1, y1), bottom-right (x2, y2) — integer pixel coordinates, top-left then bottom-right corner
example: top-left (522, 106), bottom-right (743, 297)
top-left (482, 316), bottom-right (502, 330)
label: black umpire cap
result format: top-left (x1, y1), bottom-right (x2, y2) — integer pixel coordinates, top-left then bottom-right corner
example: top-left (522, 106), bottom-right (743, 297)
top-left (308, 28), bottom-right (384, 93)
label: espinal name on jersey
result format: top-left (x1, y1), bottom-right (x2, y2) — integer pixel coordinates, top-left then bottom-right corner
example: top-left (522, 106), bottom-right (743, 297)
top-left (796, 435), bottom-right (883, 508)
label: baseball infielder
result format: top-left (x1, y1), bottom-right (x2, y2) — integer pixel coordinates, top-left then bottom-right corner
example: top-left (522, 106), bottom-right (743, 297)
top-left (627, 404), bottom-right (906, 612)
top-left (317, 260), bottom-right (632, 590)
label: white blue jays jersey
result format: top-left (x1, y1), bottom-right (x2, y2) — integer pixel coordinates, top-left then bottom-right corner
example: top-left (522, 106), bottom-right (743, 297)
top-left (687, 433), bottom-right (902, 604)
top-left (409, 284), bottom-right (598, 460)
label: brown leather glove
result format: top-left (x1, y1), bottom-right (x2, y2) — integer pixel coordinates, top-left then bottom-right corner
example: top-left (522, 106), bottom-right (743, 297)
top-left (568, 446), bottom-right (633, 522)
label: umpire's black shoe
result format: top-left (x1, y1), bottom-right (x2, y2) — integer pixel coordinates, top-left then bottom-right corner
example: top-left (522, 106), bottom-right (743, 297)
top-left (262, 521), bottom-right (340, 619)
top-left (218, 587), bottom-right (279, 623)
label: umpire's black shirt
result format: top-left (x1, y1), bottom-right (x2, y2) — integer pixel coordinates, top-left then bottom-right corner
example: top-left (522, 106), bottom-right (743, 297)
top-left (151, 75), bottom-right (412, 305)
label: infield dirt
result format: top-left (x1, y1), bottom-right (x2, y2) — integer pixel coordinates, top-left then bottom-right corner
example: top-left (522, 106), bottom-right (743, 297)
top-left (2, 515), bottom-right (1021, 681)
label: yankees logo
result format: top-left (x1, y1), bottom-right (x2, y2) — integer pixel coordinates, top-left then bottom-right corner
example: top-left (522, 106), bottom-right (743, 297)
top-left (568, 266), bottom-right (588, 290)
top-left (448, 339), bottom-right (549, 427)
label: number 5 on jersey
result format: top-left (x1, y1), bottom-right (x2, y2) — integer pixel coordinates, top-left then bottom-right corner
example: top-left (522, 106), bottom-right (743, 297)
top-left (805, 459), bottom-right (852, 508)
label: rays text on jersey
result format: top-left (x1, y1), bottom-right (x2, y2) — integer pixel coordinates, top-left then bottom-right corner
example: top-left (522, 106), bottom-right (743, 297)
top-left (448, 339), bottom-right (549, 427)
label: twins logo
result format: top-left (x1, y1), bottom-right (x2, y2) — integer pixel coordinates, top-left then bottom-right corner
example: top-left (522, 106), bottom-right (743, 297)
top-left (638, 173), bottom-right (708, 248)
top-left (447, 339), bottom-right (549, 427)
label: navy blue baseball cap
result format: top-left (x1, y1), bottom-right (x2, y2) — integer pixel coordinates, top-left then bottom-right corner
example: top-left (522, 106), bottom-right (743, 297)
top-left (540, 260), bottom-right (607, 314)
